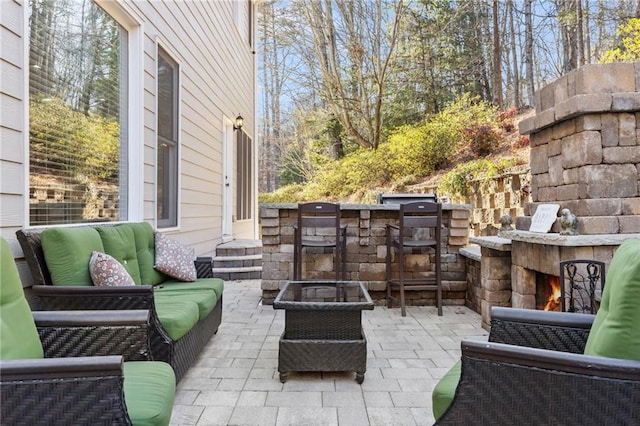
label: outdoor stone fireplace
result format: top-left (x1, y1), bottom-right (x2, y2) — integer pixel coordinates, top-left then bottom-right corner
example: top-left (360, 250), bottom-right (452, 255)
top-left (473, 63), bottom-right (640, 329)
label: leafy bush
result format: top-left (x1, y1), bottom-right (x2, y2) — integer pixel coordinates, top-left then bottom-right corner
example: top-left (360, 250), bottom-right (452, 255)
top-left (497, 107), bottom-right (518, 132)
top-left (464, 125), bottom-right (500, 157)
top-left (30, 98), bottom-right (119, 181)
top-left (513, 135), bottom-right (530, 148)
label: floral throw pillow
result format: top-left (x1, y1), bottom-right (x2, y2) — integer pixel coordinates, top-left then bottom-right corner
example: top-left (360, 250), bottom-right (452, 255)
top-left (154, 232), bottom-right (197, 282)
top-left (89, 251), bottom-right (136, 287)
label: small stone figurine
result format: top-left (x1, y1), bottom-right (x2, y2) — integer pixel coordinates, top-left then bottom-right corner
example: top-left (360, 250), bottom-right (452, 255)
top-left (560, 208), bottom-right (579, 235)
top-left (500, 214), bottom-right (513, 231)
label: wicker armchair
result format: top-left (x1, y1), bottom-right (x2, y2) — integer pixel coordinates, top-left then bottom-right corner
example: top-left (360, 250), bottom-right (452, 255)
top-left (433, 239), bottom-right (640, 425)
top-left (0, 237), bottom-right (175, 425)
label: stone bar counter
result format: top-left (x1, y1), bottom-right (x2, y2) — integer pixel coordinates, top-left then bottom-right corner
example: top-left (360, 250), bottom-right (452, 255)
top-left (260, 203), bottom-right (472, 305)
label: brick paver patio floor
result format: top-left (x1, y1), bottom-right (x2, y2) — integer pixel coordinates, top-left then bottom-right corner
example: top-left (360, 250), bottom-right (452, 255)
top-left (170, 280), bottom-right (487, 426)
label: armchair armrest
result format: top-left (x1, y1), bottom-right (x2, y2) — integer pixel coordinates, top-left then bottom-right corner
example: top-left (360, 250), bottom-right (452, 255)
top-left (32, 284), bottom-right (154, 311)
top-left (437, 340), bottom-right (640, 425)
top-left (34, 310), bottom-right (151, 360)
top-left (1, 356), bottom-right (131, 425)
top-left (489, 307), bottom-right (594, 353)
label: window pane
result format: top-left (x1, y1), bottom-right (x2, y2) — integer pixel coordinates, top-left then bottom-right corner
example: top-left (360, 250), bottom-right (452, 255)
top-left (28, 0), bottom-right (128, 225)
top-left (157, 48), bottom-right (178, 228)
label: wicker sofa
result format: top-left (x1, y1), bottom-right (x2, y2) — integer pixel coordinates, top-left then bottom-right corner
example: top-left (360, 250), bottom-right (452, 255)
top-left (432, 239), bottom-right (640, 425)
top-left (16, 222), bottom-right (223, 382)
top-left (1, 236), bottom-right (176, 425)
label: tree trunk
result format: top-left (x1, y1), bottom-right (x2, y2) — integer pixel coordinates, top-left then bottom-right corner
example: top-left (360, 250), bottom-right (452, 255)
top-left (492, 0), bottom-right (503, 107)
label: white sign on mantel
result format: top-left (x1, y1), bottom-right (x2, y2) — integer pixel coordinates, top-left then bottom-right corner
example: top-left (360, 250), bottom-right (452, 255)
top-left (529, 204), bottom-right (560, 233)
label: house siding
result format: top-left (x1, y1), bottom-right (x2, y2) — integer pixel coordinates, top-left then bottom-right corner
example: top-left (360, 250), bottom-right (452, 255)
top-left (0, 0), bottom-right (257, 281)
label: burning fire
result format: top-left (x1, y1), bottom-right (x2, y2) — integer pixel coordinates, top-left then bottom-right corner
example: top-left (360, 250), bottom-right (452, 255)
top-left (543, 276), bottom-right (562, 311)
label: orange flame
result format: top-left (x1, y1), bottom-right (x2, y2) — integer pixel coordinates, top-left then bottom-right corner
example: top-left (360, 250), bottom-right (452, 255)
top-left (543, 276), bottom-right (562, 311)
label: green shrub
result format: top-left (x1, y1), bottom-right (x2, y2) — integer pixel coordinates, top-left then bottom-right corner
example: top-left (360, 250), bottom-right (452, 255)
top-left (438, 158), bottom-right (523, 200)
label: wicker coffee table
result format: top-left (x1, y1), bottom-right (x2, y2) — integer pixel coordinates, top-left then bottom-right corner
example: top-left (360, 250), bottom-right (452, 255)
top-left (273, 280), bottom-right (374, 383)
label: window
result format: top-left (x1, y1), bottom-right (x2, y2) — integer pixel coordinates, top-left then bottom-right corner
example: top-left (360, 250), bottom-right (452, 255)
top-left (236, 130), bottom-right (252, 221)
top-left (156, 48), bottom-right (179, 228)
top-left (28, 0), bottom-right (128, 225)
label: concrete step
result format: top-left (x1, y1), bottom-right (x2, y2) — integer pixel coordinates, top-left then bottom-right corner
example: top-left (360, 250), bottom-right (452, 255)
top-left (212, 239), bottom-right (262, 281)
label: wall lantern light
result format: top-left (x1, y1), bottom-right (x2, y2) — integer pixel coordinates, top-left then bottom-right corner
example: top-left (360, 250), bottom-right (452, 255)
top-left (233, 114), bottom-right (244, 131)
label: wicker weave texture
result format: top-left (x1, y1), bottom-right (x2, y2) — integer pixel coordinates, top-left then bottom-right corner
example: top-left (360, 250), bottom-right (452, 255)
top-left (39, 324), bottom-right (150, 361)
top-left (437, 356), bottom-right (640, 425)
top-left (490, 318), bottom-right (589, 354)
top-left (278, 338), bottom-right (367, 374)
top-left (1, 376), bottom-right (131, 425)
top-left (284, 310), bottom-right (362, 340)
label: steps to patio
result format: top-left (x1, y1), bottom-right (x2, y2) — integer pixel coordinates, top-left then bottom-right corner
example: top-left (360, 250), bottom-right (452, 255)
top-left (212, 239), bottom-right (262, 281)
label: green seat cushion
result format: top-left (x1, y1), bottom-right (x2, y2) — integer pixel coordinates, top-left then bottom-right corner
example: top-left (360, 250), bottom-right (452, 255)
top-left (153, 298), bottom-right (199, 341)
top-left (156, 278), bottom-right (224, 299)
top-left (154, 288), bottom-right (218, 321)
top-left (97, 226), bottom-right (142, 284)
top-left (432, 360), bottom-right (461, 421)
top-left (584, 239), bottom-right (640, 361)
top-left (0, 237), bottom-right (44, 360)
top-left (41, 227), bottom-right (104, 286)
top-left (123, 223), bottom-right (166, 285)
top-left (123, 361), bottom-right (175, 426)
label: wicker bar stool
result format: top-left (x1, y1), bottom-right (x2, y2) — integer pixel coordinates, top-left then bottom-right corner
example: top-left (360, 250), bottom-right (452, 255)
top-left (293, 202), bottom-right (347, 281)
top-left (386, 201), bottom-right (443, 316)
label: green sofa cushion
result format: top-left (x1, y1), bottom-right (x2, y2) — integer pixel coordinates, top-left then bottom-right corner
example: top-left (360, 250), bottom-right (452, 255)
top-left (154, 288), bottom-right (218, 320)
top-left (156, 278), bottom-right (224, 299)
top-left (97, 226), bottom-right (142, 284)
top-left (432, 360), bottom-right (461, 421)
top-left (0, 237), bottom-right (44, 360)
top-left (123, 361), bottom-right (175, 426)
top-left (584, 239), bottom-right (640, 361)
top-left (122, 223), bottom-right (166, 285)
top-left (153, 298), bottom-right (199, 341)
top-left (41, 227), bottom-right (104, 286)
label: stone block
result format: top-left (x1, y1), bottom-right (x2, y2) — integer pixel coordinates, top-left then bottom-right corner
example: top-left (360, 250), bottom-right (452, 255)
top-left (554, 74), bottom-right (569, 104)
top-left (548, 155), bottom-right (564, 185)
top-left (577, 216), bottom-right (620, 234)
top-left (539, 80), bottom-right (556, 111)
top-left (536, 186), bottom-right (557, 202)
top-left (511, 293), bottom-right (535, 309)
top-left (562, 131), bottom-right (603, 169)
top-left (260, 207), bottom-right (279, 218)
top-left (535, 108), bottom-right (556, 130)
top-left (536, 173), bottom-right (553, 188)
top-left (619, 113), bottom-right (637, 146)
top-left (580, 164), bottom-right (638, 198)
top-left (576, 198), bottom-right (622, 216)
top-left (623, 198), bottom-right (640, 215)
top-left (359, 263), bottom-right (386, 281)
top-left (555, 94), bottom-right (612, 121)
top-left (619, 215), bottom-right (640, 233)
top-left (448, 236), bottom-right (468, 247)
top-left (603, 146), bottom-right (640, 164)
top-left (556, 184), bottom-right (579, 201)
top-left (260, 280), bottom-right (281, 291)
top-left (601, 113), bottom-right (619, 147)
top-left (553, 118), bottom-right (576, 141)
top-left (612, 93), bottom-right (640, 111)
top-left (451, 209), bottom-right (470, 219)
top-left (367, 280), bottom-right (386, 292)
top-left (575, 114), bottom-right (601, 131)
top-left (548, 138), bottom-right (563, 157)
top-left (563, 167), bottom-right (579, 184)
top-left (577, 63), bottom-right (636, 94)
top-left (482, 289), bottom-right (512, 303)
top-left (518, 116), bottom-right (535, 135)
top-left (530, 145), bottom-right (549, 174)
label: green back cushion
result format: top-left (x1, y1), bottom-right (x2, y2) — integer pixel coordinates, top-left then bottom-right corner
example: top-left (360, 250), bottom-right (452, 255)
top-left (0, 237), bottom-right (44, 360)
top-left (97, 226), bottom-right (142, 284)
top-left (123, 361), bottom-right (175, 426)
top-left (432, 360), bottom-right (461, 420)
top-left (584, 239), bottom-right (640, 360)
top-left (41, 227), bottom-right (104, 286)
top-left (124, 223), bottom-right (166, 285)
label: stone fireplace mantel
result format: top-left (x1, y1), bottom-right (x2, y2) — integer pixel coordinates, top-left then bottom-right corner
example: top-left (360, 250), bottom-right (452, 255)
top-left (499, 230), bottom-right (640, 247)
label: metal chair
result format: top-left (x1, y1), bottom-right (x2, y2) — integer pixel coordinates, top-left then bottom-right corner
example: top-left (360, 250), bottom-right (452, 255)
top-left (293, 202), bottom-right (347, 281)
top-left (560, 259), bottom-right (606, 314)
top-left (386, 201), bottom-right (442, 316)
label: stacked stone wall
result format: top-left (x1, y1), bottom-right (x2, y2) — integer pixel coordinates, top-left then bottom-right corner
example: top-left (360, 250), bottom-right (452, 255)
top-left (519, 63), bottom-right (640, 234)
top-left (260, 204), bottom-right (471, 305)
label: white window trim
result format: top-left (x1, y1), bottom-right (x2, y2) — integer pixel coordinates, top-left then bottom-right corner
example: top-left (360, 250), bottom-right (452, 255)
top-left (22, 1), bottom-right (145, 228)
top-left (153, 37), bottom-right (182, 232)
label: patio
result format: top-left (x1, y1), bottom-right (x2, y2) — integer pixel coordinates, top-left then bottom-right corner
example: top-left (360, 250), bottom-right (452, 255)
top-left (170, 280), bottom-right (487, 426)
